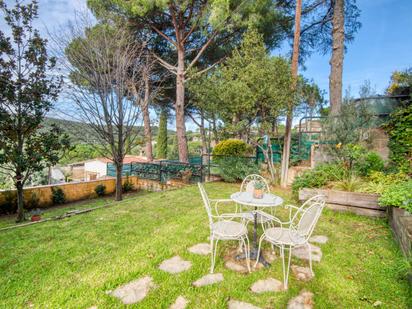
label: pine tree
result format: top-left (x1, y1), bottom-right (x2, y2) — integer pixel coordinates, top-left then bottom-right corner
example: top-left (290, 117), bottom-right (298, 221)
top-left (156, 110), bottom-right (168, 159)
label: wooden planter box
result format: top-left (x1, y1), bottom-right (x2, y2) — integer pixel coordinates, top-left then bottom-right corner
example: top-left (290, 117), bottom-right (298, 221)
top-left (387, 207), bottom-right (412, 258)
top-left (299, 188), bottom-right (385, 217)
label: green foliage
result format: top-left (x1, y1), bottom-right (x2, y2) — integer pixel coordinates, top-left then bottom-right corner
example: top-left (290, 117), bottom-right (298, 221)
top-left (60, 144), bottom-right (102, 164)
top-left (167, 135), bottom-right (179, 160)
top-left (383, 104), bottom-right (412, 173)
top-left (253, 180), bottom-right (266, 190)
top-left (379, 180), bottom-right (412, 212)
top-left (216, 157), bottom-right (259, 183)
top-left (353, 151), bottom-right (384, 176)
top-left (212, 139), bottom-right (250, 157)
top-left (292, 163), bottom-right (346, 194)
top-left (188, 141), bottom-right (203, 156)
top-left (122, 176), bottom-right (135, 193)
top-left (156, 110), bottom-right (168, 159)
top-left (0, 191), bottom-right (17, 215)
top-left (24, 192), bottom-right (40, 211)
top-left (386, 67), bottom-right (412, 96)
top-left (0, 1), bottom-right (70, 220)
top-left (51, 187), bottom-right (66, 205)
top-left (361, 171), bottom-right (409, 194)
top-left (331, 175), bottom-right (364, 192)
top-left (94, 184), bottom-right (106, 197)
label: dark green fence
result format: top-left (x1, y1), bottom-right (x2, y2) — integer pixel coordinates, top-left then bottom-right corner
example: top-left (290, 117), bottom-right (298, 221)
top-left (107, 160), bottom-right (206, 183)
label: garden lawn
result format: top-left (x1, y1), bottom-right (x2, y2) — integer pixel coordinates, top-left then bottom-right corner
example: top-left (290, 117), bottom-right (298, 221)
top-left (0, 182), bottom-right (410, 308)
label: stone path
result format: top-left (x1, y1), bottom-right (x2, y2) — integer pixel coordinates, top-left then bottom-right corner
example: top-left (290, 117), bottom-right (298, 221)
top-left (287, 290), bottom-right (314, 309)
top-left (225, 260), bottom-right (248, 273)
top-left (228, 300), bottom-right (262, 309)
top-left (170, 296), bottom-right (188, 309)
top-left (250, 278), bottom-right (283, 293)
top-left (309, 235), bottom-right (328, 244)
top-left (188, 243), bottom-right (211, 255)
top-left (291, 265), bottom-right (314, 282)
top-left (292, 244), bottom-right (322, 262)
top-left (159, 256), bottom-right (192, 274)
top-left (109, 276), bottom-right (156, 305)
top-left (193, 273), bottom-right (224, 287)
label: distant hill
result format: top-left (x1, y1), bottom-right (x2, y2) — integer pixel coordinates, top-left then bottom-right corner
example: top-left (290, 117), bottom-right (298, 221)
top-left (44, 117), bottom-right (176, 145)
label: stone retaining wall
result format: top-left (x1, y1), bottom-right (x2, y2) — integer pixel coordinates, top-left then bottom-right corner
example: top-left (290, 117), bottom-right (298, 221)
top-left (387, 207), bottom-right (412, 258)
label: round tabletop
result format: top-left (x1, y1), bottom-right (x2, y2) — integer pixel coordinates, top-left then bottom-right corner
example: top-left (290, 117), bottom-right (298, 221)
top-left (230, 191), bottom-right (284, 208)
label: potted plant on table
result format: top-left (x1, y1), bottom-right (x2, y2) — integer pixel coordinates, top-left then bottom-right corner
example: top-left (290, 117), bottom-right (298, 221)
top-left (253, 181), bottom-right (265, 199)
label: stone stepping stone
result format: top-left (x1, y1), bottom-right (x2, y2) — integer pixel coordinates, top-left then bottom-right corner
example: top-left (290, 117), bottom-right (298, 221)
top-left (287, 290), bottom-right (314, 309)
top-left (225, 260), bottom-right (248, 273)
top-left (228, 300), bottom-right (262, 309)
top-left (170, 296), bottom-right (188, 309)
top-left (188, 243), bottom-right (211, 255)
top-left (193, 273), bottom-right (224, 287)
top-left (109, 276), bottom-right (156, 305)
top-left (292, 244), bottom-right (322, 262)
top-left (159, 256), bottom-right (192, 274)
top-left (309, 235), bottom-right (328, 244)
top-left (291, 265), bottom-right (314, 282)
top-left (250, 278), bottom-right (283, 293)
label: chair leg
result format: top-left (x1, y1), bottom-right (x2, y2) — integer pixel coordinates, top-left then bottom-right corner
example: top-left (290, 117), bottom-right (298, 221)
top-left (280, 245), bottom-right (286, 287)
top-left (284, 245), bottom-right (292, 289)
top-left (243, 236), bottom-right (251, 272)
top-left (253, 235), bottom-right (265, 268)
top-left (210, 238), bottom-right (219, 274)
top-left (238, 240), bottom-right (243, 253)
top-left (307, 242), bottom-right (313, 275)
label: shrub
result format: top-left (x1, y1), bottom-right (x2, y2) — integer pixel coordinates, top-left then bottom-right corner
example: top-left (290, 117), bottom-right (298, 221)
top-left (94, 184), bottom-right (106, 197)
top-left (122, 176), bottom-right (135, 193)
top-left (379, 180), bottom-right (412, 213)
top-left (331, 175), bottom-right (364, 192)
top-left (24, 192), bottom-right (40, 210)
top-left (212, 139), bottom-right (251, 157)
top-left (292, 163), bottom-right (346, 194)
top-left (0, 191), bottom-right (17, 215)
top-left (353, 151), bottom-right (384, 176)
top-left (360, 171), bottom-right (409, 194)
top-left (51, 187), bottom-right (66, 205)
top-left (217, 157), bottom-right (259, 183)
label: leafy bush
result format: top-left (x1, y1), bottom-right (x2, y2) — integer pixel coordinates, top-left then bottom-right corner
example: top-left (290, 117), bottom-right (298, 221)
top-left (379, 180), bottom-right (412, 212)
top-left (122, 176), bottom-right (135, 193)
top-left (360, 171), bottom-right (409, 194)
top-left (331, 176), bottom-right (364, 192)
top-left (94, 184), bottom-right (106, 197)
top-left (383, 104), bottom-right (412, 173)
top-left (292, 163), bottom-right (346, 194)
top-left (212, 139), bottom-right (251, 157)
top-left (216, 157), bottom-right (259, 182)
top-left (0, 191), bottom-right (17, 215)
top-left (24, 192), bottom-right (40, 210)
top-left (353, 151), bottom-right (384, 176)
top-left (51, 187), bottom-right (66, 205)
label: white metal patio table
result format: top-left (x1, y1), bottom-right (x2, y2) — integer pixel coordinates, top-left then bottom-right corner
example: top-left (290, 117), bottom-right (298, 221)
top-left (231, 191), bottom-right (284, 266)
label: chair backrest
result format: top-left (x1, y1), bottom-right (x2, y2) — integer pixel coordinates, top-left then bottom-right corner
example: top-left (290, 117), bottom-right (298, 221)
top-left (290, 195), bottom-right (326, 241)
top-left (241, 174), bottom-right (270, 194)
top-left (198, 183), bottom-right (214, 228)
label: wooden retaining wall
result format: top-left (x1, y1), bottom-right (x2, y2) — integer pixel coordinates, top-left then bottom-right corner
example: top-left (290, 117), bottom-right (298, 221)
top-left (299, 188), bottom-right (384, 217)
top-left (387, 207), bottom-right (412, 258)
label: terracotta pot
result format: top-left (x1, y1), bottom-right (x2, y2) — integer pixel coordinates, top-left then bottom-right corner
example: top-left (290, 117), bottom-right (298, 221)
top-left (31, 215), bottom-right (41, 222)
top-left (253, 189), bottom-right (264, 199)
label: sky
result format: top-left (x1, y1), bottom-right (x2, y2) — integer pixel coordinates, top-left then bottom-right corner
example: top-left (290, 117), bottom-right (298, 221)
top-left (1, 0), bottom-right (411, 129)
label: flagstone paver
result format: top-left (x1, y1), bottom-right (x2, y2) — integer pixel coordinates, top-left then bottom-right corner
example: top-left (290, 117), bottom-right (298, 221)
top-left (287, 290), bottom-right (314, 309)
top-left (193, 273), bottom-right (224, 287)
top-left (159, 256), bottom-right (192, 274)
top-left (109, 276), bottom-right (156, 305)
top-left (170, 296), bottom-right (188, 309)
top-left (188, 243), bottom-right (211, 255)
top-left (292, 244), bottom-right (322, 262)
top-left (309, 235), bottom-right (329, 244)
top-left (228, 300), bottom-right (262, 309)
top-left (291, 265), bottom-right (314, 282)
top-left (250, 278), bottom-right (283, 293)
top-left (225, 260), bottom-right (248, 273)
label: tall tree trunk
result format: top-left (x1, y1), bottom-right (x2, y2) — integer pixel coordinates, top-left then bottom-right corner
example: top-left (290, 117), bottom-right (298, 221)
top-left (199, 111), bottom-right (208, 164)
top-left (156, 109), bottom-right (168, 159)
top-left (211, 115), bottom-right (218, 145)
top-left (142, 73), bottom-right (153, 161)
top-left (280, 0), bottom-right (302, 188)
top-left (16, 180), bottom-right (24, 222)
top-left (175, 44), bottom-right (189, 162)
top-left (329, 0), bottom-right (345, 116)
top-left (115, 162), bottom-right (123, 201)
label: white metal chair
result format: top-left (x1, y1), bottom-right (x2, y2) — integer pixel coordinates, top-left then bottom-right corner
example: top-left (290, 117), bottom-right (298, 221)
top-left (254, 195), bottom-right (326, 289)
top-left (239, 174), bottom-right (272, 223)
top-left (198, 183), bottom-right (251, 273)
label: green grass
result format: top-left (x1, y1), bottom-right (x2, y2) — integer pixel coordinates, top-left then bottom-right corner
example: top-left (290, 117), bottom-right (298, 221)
top-left (0, 182), bottom-right (410, 308)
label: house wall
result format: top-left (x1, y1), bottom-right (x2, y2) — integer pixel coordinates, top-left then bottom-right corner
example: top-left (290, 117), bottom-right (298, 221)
top-left (84, 161), bottom-right (107, 179)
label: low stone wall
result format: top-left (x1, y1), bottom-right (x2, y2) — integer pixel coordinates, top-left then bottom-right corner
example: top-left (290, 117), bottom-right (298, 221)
top-left (387, 207), bottom-right (412, 258)
top-left (299, 188), bottom-right (385, 217)
top-left (0, 176), bottom-right (186, 211)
